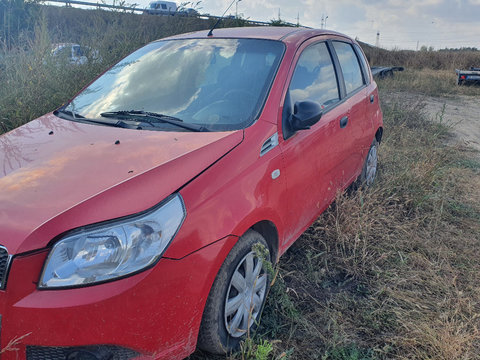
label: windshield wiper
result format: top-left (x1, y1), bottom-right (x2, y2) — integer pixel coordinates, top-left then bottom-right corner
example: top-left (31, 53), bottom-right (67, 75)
top-left (55, 109), bottom-right (140, 129)
top-left (56, 109), bottom-right (85, 119)
top-left (100, 110), bottom-right (210, 132)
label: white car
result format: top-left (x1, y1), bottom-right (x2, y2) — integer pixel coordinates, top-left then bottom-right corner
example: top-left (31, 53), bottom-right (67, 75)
top-left (51, 43), bottom-right (100, 65)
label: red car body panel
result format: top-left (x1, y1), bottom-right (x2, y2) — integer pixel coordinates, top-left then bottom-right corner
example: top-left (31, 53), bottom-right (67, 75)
top-left (0, 114), bottom-right (243, 254)
top-left (169, 120), bottom-right (287, 260)
top-left (0, 27), bottom-right (383, 359)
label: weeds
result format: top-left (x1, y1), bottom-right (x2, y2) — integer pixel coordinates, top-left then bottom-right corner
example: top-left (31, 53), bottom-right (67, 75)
top-left (240, 339), bottom-right (274, 360)
top-left (0, 333), bottom-right (31, 354)
top-left (377, 69), bottom-right (480, 97)
top-left (362, 43), bottom-right (480, 71)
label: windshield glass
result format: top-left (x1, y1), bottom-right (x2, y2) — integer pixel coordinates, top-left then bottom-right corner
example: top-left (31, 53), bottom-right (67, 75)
top-left (63, 38), bottom-right (285, 131)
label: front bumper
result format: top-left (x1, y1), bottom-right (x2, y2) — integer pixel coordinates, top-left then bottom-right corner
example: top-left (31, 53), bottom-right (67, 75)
top-left (0, 236), bottom-right (237, 360)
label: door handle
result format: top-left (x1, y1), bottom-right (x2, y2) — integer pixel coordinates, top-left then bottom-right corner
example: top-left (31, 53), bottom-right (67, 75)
top-left (370, 94), bottom-right (375, 103)
top-left (340, 116), bottom-right (348, 128)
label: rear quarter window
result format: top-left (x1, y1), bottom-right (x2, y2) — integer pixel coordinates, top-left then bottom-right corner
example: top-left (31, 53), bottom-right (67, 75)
top-left (353, 44), bottom-right (371, 85)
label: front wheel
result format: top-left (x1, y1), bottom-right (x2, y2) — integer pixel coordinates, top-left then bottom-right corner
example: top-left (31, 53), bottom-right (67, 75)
top-left (197, 230), bottom-right (271, 354)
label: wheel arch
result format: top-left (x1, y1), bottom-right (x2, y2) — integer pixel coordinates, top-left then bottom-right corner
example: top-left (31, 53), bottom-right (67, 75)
top-left (250, 220), bottom-right (279, 262)
top-left (375, 127), bottom-right (383, 144)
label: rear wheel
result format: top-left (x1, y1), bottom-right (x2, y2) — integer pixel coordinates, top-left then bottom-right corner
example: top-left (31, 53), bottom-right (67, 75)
top-left (358, 138), bottom-right (379, 186)
top-left (198, 230), bottom-right (270, 354)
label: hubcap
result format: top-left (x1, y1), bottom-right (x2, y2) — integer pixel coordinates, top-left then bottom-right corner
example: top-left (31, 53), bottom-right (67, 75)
top-left (366, 144), bottom-right (378, 185)
top-left (224, 251), bottom-right (267, 338)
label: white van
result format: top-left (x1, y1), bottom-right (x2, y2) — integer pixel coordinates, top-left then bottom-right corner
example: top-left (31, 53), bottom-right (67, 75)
top-left (144, 1), bottom-right (177, 15)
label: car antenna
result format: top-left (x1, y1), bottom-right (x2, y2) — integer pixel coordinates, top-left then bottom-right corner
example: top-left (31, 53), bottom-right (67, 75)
top-left (207, 0), bottom-right (237, 37)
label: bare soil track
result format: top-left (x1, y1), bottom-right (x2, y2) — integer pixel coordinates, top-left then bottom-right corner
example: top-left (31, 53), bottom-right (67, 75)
top-left (385, 92), bottom-right (480, 155)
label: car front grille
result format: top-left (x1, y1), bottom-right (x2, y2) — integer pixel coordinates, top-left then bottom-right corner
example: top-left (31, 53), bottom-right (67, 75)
top-left (0, 245), bottom-right (11, 289)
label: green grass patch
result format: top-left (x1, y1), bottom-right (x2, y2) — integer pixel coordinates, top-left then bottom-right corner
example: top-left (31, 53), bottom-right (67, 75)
top-left (455, 157), bottom-right (480, 172)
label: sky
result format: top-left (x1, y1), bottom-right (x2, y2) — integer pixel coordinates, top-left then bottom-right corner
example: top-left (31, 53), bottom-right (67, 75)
top-left (173, 0), bottom-right (480, 50)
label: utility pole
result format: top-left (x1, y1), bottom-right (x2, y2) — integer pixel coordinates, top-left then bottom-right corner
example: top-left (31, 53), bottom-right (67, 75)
top-left (375, 31), bottom-right (380, 47)
top-left (321, 14), bottom-right (329, 29)
top-left (416, 40), bottom-right (419, 51)
top-left (278, 8), bottom-right (281, 21)
top-left (235, 0), bottom-right (241, 19)
top-left (296, 12), bottom-right (299, 27)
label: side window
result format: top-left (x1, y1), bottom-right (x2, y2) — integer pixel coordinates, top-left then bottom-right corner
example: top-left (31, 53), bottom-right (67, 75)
top-left (332, 41), bottom-right (364, 94)
top-left (289, 42), bottom-right (340, 109)
top-left (353, 44), bottom-right (370, 85)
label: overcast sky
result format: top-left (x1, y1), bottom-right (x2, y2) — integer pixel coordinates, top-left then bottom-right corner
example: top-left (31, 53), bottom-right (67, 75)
top-left (175, 0), bottom-right (480, 50)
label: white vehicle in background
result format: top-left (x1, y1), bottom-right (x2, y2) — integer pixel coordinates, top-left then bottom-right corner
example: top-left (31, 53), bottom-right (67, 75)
top-left (51, 43), bottom-right (101, 65)
top-left (144, 1), bottom-right (177, 15)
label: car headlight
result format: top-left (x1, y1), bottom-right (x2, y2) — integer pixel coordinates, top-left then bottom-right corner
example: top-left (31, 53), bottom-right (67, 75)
top-left (39, 194), bottom-right (185, 289)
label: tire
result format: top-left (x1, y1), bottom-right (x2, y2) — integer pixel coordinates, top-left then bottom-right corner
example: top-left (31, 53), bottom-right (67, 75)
top-left (197, 230), bottom-right (271, 354)
top-left (358, 138), bottom-right (379, 187)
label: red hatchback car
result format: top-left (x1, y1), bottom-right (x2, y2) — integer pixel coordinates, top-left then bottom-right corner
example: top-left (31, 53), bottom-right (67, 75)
top-left (0, 27), bottom-right (383, 359)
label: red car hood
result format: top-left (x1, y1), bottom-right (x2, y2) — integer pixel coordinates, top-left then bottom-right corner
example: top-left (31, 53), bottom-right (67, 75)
top-left (0, 114), bottom-right (243, 254)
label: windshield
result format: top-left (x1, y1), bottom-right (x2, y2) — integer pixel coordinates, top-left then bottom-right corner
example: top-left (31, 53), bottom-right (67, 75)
top-left (62, 38), bottom-right (285, 131)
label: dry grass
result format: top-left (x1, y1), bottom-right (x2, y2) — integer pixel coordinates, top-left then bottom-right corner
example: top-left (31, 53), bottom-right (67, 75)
top-left (0, 333), bottom-right (31, 354)
top-left (376, 69), bottom-right (480, 97)
top-left (362, 44), bottom-right (480, 71)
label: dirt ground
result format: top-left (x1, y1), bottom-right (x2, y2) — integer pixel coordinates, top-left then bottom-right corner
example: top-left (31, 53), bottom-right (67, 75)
top-left (386, 92), bottom-right (480, 155)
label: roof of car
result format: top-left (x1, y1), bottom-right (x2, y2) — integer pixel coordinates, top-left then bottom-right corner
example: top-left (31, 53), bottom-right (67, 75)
top-left (162, 26), bottom-right (346, 42)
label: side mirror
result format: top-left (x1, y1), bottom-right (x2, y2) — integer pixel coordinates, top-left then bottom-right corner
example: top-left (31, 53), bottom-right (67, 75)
top-left (290, 100), bottom-right (323, 131)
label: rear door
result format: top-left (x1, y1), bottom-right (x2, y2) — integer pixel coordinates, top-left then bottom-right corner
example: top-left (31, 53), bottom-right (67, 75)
top-left (330, 40), bottom-right (372, 181)
top-left (354, 42), bottom-right (381, 149)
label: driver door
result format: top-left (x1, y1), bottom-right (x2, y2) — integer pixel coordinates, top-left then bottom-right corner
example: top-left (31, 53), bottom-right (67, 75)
top-left (278, 40), bottom-right (350, 246)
